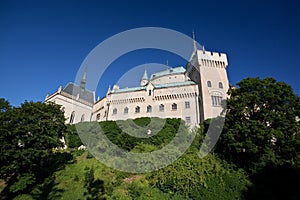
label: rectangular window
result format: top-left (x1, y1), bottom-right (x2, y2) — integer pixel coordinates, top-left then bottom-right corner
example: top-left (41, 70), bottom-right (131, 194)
top-left (185, 116), bottom-right (191, 124)
top-left (211, 96), bottom-right (223, 106)
top-left (185, 101), bottom-right (190, 109)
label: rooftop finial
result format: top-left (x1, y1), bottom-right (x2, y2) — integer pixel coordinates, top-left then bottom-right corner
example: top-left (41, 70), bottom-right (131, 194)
top-left (80, 66), bottom-right (88, 90)
top-left (166, 59), bottom-right (169, 70)
top-left (192, 31), bottom-right (197, 52)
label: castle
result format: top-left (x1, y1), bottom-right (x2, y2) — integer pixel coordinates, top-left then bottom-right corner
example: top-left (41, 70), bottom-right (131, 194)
top-left (45, 46), bottom-right (229, 127)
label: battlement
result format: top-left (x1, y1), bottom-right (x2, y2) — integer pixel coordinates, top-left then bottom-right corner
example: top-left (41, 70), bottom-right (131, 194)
top-left (196, 50), bottom-right (228, 68)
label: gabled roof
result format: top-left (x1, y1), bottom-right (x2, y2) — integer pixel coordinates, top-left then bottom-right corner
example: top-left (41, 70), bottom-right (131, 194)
top-left (62, 83), bottom-right (95, 103)
top-left (150, 66), bottom-right (186, 80)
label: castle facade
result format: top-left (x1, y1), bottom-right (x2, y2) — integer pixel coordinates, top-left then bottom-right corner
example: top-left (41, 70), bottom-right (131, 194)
top-left (45, 47), bottom-right (229, 127)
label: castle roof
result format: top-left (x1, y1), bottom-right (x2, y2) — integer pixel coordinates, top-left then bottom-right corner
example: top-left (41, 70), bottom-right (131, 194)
top-left (62, 83), bottom-right (95, 103)
top-left (113, 86), bottom-right (146, 93)
top-left (150, 66), bottom-right (185, 80)
top-left (154, 81), bottom-right (196, 89)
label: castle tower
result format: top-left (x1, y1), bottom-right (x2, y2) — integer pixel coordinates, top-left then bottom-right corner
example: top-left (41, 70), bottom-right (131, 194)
top-left (187, 46), bottom-right (229, 122)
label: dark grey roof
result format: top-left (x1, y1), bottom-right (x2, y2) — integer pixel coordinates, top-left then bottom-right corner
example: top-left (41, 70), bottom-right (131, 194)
top-left (62, 83), bottom-right (94, 104)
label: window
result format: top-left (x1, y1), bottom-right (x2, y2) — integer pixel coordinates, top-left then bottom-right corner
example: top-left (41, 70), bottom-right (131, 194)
top-left (113, 108), bottom-right (117, 115)
top-left (135, 106), bottom-right (140, 113)
top-left (81, 114), bottom-right (85, 122)
top-left (219, 82), bottom-right (223, 89)
top-left (159, 104), bottom-right (164, 112)
top-left (69, 111), bottom-right (75, 124)
top-left (147, 105), bottom-right (152, 113)
top-left (207, 81), bottom-right (212, 87)
top-left (96, 113), bottom-right (100, 120)
top-left (148, 90), bottom-right (152, 96)
top-left (185, 101), bottom-right (190, 109)
top-left (211, 96), bottom-right (223, 106)
top-left (172, 103), bottom-right (177, 110)
top-left (124, 107), bottom-right (128, 114)
top-left (185, 116), bottom-right (191, 124)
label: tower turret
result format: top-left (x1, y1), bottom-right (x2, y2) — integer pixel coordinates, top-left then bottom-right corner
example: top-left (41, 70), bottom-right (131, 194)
top-left (140, 69), bottom-right (148, 86)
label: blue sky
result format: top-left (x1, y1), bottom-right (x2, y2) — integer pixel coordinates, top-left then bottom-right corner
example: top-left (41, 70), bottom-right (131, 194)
top-left (0, 0), bottom-right (299, 106)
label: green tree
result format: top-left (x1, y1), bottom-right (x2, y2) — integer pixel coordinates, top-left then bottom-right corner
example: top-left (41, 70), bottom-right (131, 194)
top-left (0, 100), bottom-right (67, 194)
top-left (216, 77), bottom-right (300, 172)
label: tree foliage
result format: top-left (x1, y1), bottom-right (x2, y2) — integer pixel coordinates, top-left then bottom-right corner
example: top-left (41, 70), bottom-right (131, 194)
top-left (216, 77), bottom-right (300, 172)
top-left (0, 100), bottom-right (68, 194)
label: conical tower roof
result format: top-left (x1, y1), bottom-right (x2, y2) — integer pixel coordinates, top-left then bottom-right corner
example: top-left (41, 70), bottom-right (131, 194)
top-left (141, 69), bottom-right (148, 80)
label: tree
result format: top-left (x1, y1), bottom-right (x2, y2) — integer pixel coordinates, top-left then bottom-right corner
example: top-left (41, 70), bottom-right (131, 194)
top-left (0, 100), bottom-right (67, 194)
top-left (216, 77), bottom-right (300, 172)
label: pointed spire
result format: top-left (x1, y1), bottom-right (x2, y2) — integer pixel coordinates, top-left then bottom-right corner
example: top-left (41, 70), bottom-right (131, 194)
top-left (192, 31), bottom-right (197, 52)
top-left (141, 68), bottom-right (148, 80)
top-left (80, 66), bottom-right (87, 90)
top-left (108, 85), bottom-right (111, 93)
top-left (166, 59), bottom-right (169, 70)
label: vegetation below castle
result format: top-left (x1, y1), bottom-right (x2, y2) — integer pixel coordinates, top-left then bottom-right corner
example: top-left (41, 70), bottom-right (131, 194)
top-left (1, 77), bottom-right (300, 199)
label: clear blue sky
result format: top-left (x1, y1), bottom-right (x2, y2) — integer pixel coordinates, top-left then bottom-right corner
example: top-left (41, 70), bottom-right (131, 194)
top-left (1, 0), bottom-right (299, 106)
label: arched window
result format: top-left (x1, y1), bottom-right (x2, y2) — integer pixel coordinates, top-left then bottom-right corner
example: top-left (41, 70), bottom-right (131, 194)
top-left (172, 103), bottom-right (177, 110)
top-left (113, 108), bottom-right (117, 115)
top-left (207, 81), bottom-right (212, 87)
top-left (69, 111), bottom-right (75, 124)
top-left (124, 107), bottom-right (128, 114)
top-left (148, 90), bottom-right (152, 96)
top-left (147, 105), bottom-right (152, 113)
top-left (80, 114), bottom-right (85, 122)
top-left (135, 106), bottom-right (140, 113)
top-left (159, 104), bottom-right (164, 112)
top-left (219, 82), bottom-right (223, 89)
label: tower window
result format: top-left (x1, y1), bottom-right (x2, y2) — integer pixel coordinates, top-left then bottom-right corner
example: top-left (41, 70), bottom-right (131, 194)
top-left (185, 101), bottom-right (190, 109)
top-left (159, 104), bottom-right (164, 112)
top-left (135, 106), bottom-right (140, 113)
top-left (207, 81), bottom-right (212, 87)
top-left (113, 108), bottom-right (117, 115)
top-left (219, 82), bottom-right (223, 89)
top-left (211, 96), bottom-right (223, 106)
top-left (172, 103), bottom-right (177, 110)
top-left (147, 105), bottom-right (152, 113)
top-left (185, 116), bottom-right (191, 124)
top-left (124, 107), bottom-right (128, 114)
top-left (148, 90), bottom-right (152, 96)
